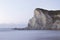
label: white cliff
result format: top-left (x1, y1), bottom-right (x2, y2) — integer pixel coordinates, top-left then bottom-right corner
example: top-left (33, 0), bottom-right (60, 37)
top-left (27, 8), bottom-right (60, 30)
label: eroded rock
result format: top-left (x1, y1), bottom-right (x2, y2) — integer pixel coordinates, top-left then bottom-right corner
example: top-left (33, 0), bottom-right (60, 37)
top-left (27, 8), bottom-right (53, 30)
top-left (27, 8), bottom-right (60, 30)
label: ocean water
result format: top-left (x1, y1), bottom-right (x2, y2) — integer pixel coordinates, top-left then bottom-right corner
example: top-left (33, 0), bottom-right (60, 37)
top-left (0, 29), bottom-right (60, 40)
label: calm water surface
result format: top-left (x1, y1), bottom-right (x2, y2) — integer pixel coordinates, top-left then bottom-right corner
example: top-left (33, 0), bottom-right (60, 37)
top-left (0, 30), bottom-right (60, 40)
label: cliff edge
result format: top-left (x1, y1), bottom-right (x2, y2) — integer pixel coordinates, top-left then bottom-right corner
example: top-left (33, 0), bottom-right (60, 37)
top-left (27, 8), bottom-right (60, 30)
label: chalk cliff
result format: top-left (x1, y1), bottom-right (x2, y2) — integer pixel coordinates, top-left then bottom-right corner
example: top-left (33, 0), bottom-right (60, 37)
top-left (27, 8), bottom-right (60, 30)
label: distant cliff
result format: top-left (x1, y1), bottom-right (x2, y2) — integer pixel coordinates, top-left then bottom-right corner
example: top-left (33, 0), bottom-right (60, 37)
top-left (27, 8), bottom-right (60, 30)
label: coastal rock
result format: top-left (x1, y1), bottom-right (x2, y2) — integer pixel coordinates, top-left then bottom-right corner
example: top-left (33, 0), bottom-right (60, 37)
top-left (27, 8), bottom-right (60, 30)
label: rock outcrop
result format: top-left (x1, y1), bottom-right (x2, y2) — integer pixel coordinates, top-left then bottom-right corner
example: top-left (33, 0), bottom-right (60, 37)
top-left (27, 8), bottom-right (60, 30)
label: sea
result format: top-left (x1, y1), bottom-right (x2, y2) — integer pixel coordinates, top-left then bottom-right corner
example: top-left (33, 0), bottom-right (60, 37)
top-left (0, 28), bottom-right (60, 40)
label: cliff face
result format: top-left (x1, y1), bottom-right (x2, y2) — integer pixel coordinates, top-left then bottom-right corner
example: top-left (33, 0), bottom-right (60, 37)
top-left (27, 8), bottom-right (60, 30)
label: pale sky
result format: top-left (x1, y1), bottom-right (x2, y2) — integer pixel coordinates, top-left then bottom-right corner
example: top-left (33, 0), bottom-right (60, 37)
top-left (0, 0), bottom-right (60, 24)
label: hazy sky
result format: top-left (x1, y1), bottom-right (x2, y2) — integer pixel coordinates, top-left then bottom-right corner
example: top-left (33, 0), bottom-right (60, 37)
top-left (0, 0), bottom-right (60, 24)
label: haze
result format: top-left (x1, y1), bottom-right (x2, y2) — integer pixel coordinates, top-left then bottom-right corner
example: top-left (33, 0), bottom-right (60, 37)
top-left (0, 0), bottom-right (60, 28)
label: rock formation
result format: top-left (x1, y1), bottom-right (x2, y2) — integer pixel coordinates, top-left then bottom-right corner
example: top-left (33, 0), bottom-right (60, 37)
top-left (27, 8), bottom-right (60, 30)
